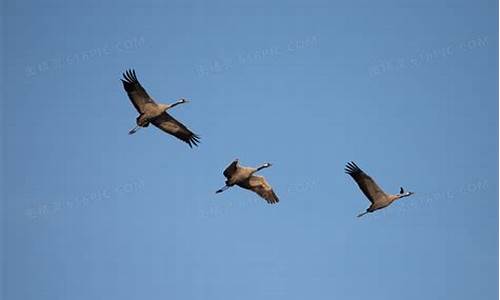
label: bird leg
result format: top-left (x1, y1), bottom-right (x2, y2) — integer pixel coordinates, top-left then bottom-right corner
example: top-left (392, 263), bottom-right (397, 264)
top-left (357, 211), bottom-right (369, 218)
top-left (216, 185), bottom-right (230, 194)
top-left (128, 125), bottom-right (141, 135)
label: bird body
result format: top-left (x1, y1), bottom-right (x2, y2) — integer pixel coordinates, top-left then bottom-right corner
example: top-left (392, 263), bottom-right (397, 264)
top-left (227, 167), bottom-right (256, 186)
top-left (121, 69), bottom-right (200, 147)
top-left (141, 103), bottom-right (169, 119)
top-left (135, 103), bottom-right (168, 127)
top-left (345, 162), bottom-right (414, 217)
top-left (216, 159), bottom-right (279, 204)
top-left (361, 194), bottom-right (399, 216)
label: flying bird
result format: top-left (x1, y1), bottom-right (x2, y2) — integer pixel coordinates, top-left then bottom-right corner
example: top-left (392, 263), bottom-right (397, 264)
top-left (345, 161), bottom-right (414, 217)
top-left (121, 69), bottom-right (200, 147)
top-left (216, 159), bottom-right (279, 204)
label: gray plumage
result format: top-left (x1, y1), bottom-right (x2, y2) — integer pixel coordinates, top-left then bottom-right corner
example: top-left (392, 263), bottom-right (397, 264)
top-left (216, 159), bottom-right (279, 204)
top-left (345, 161), bottom-right (414, 217)
top-left (122, 69), bottom-right (200, 147)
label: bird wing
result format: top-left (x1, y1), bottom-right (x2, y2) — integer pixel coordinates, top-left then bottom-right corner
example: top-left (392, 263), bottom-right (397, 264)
top-left (121, 69), bottom-right (155, 113)
top-left (345, 161), bottom-right (386, 204)
top-left (223, 160), bottom-right (239, 178)
top-left (151, 112), bottom-right (200, 147)
top-left (240, 175), bottom-right (279, 204)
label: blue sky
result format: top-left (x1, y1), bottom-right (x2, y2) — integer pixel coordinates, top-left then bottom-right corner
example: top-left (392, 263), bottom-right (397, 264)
top-left (2, 0), bottom-right (498, 299)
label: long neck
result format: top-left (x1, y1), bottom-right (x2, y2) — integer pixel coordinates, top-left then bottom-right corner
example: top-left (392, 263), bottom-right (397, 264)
top-left (168, 100), bottom-right (185, 109)
top-left (389, 194), bottom-right (401, 202)
top-left (255, 164), bottom-right (269, 172)
top-left (395, 192), bottom-right (412, 200)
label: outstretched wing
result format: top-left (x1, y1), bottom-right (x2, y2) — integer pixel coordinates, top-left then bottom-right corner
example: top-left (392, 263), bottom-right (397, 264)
top-left (223, 159), bottom-right (239, 178)
top-left (345, 161), bottom-right (386, 204)
top-left (151, 112), bottom-right (200, 147)
top-left (121, 69), bottom-right (155, 113)
top-left (240, 175), bottom-right (279, 204)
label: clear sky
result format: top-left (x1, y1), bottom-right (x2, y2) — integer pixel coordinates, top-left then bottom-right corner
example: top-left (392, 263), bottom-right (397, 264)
top-left (2, 0), bottom-right (498, 299)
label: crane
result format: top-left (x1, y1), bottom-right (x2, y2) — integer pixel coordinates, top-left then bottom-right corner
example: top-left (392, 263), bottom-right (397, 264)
top-left (121, 69), bottom-right (200, 147)
top-left (216, 159), bottom-right (279, 204)
top-left (345, 161), bottom-right (414, 217)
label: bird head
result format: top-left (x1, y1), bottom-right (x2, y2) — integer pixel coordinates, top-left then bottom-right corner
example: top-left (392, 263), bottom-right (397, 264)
top-left (399, 187), bottom-right (414, 198)
top-left (263, 163), bottom-right (272, 168)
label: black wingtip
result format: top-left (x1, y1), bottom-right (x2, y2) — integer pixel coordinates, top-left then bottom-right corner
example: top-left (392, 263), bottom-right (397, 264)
top-left (122, 69), bottom-right (138, 83)
top-left (187, 134), bottom-right (201, 148)
top-left (344, 161), bottom-right (361, 175)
